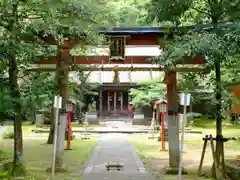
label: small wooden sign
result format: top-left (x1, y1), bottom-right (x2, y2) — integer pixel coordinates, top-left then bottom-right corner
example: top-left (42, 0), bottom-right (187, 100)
top-left (66, 103), bottom-right (73, 112)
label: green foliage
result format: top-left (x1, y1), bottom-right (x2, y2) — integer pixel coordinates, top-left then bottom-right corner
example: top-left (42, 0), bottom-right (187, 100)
top-left (148, 0), bottom-right (240, 26)
top-left (147, 0), bottom-right (240, 121)
top-left (68, 70), bottom-right (98, 119)
top-left (129, 78), bottom-right (166, 108)
top-left (147, 0), bottom-right (193, 24)
top-left (0, 0), bottom-right (115, 174)
top-left (0, 0), bottom-right (114, 119)
top-left (2, 127), bottom-right (14, 139)
top-left (105, 0), bottom-right (151, 27)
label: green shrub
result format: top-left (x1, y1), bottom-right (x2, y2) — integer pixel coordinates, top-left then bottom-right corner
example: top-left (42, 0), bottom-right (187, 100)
top-left (2, 127), bottom-right (14, 139)
top-left (187, 112), bottom-right (202, 119)
top-left (0, 151), bottom-right (11, 162)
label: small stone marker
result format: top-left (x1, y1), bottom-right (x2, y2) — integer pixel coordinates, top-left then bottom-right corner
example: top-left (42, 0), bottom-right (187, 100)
top-left (81, 115), bottom-right (90, 140)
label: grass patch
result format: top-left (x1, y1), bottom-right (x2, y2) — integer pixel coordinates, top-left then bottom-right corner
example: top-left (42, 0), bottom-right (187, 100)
top-left (0, 151), bottom-right (11, 161)
top-left (129, 129), bottom-right (239, 180)
top-left (0, 138), bottom-right (97, 179)
top-left (189, 118), bottom-right (240, 148)
top-left (190, 117), bottom-right (240, 130)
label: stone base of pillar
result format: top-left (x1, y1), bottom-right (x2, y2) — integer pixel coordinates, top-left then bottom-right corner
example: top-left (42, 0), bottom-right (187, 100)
top-left (132, 114), bottom-right (149, 125)
top-left (164, 166), bottom-right (187, 175)
top-left (86, 112), bottom-right (99, 125)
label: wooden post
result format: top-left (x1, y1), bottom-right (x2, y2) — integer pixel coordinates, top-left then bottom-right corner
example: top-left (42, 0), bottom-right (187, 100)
top-left (156, 106), bottom-right (159, 126)
top-left (108, 91), bottom-right (110, 112)
top-left (99, 88), bottom-right (103, 117)
top-left (165, 71), bottom-right (179, 169)
top-left (56, 47), bottom-right (71, 108)
top-left (210, 135), bottom-right (221, 179)
top-left (114, 91), bottom-right (117, 114)
top-left (120, 92), bottom-right (123, 112)
top-left (221, 139), bottom-right (225, 178)
top-left (198, 135), bottom-right (208, 176)
top-left (161, 112), bottom-right (166, 150)
top-left (67, 111), bottom-right (71, 149)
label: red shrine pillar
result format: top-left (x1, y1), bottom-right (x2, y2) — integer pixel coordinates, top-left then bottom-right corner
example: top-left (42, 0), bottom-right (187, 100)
top-left (165, 71), bottom-right (180, 169)
top-left (113, 91), bottom-right (117, 115)
top-left (56, 40), bottom-right (77, 108)
top-left (108, 91), bottom-right (110, 112)
top-left (56, 48), bottom-right (69, 107)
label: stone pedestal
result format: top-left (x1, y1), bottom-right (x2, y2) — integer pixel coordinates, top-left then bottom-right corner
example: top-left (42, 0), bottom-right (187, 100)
top-left (86, 112), bottom-right (99, 125)
top-left (132, 113), bottom-right (147, 125)
top-left (36, 114), bottom-right (44, 125)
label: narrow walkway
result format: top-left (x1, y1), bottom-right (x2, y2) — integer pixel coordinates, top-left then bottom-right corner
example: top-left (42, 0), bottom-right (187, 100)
top-left (82, 134), bottom-right (152, 180)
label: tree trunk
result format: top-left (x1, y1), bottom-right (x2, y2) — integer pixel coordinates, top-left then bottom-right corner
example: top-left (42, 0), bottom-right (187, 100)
top-left (47, 108), bottom-right (55, 144)
top-left (9, 55), bottom-right (25, 176)
top-left (209, 10), bottom-right (224, 177)
top-left (212, 57), bottom-right (223, 178)
top-left (47, 123), bottom-right (55, 144)
top-left (47, 48), bottom-right (70, 143)
top-left (31, 108), bottom-right (36, 124)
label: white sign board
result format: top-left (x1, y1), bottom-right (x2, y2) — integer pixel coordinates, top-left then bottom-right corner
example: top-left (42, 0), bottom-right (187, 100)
top-left (54, 96), bottom-right (62, 108)
top-left (66, 103), bottom-right (73, 112)
top-left (180, 93), bottom-right (191, 106)
top-left (178, 93), bottom-right (191, 180)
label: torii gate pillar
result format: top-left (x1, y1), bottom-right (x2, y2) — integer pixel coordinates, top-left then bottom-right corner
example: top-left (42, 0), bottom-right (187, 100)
top-left (165, 71), bottom-right (179, 170)
top-left (56, 47), bottom-right (71, 107)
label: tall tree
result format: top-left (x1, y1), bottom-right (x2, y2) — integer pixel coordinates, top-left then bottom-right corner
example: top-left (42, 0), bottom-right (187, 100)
top-left (129, 78), bottom-right (166, 108)
top-left (0, 0), bottom-right (113, 176)
top-left (147, 0), bottom-right (240, 177)
top-left (105, 0), bottom-right (151, 27)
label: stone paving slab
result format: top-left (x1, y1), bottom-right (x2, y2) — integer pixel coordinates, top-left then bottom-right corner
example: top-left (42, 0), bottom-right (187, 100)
top-left (82, 172), bottom-right (151, 180)
top-left (82, 134), bottom-right (152, 180)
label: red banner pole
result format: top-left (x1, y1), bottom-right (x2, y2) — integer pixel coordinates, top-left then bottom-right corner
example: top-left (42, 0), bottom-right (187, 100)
top-left (161, 112), bottom-right (165, 150)
top-left (67, 111), bottom-right (71, 149)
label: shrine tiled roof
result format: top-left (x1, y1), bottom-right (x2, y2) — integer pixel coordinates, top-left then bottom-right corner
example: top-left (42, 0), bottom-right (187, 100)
top-left (99, 21), bottom-right (232, 35)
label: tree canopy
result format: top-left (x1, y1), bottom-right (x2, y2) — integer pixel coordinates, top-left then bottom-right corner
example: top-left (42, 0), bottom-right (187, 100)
top-left (129, 78), bottom-right (166, 108)
top-left (147, 0), bottom-right (240, 177)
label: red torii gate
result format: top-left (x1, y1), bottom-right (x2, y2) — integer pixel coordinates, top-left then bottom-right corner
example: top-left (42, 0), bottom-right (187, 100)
top-left (29, 27), bottom-right (207, 169)
top-left (31, 27), bottom-right (205, 106)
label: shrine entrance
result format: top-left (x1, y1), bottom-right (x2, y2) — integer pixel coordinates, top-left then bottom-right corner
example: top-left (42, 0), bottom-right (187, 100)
top-left (105, 90), bottom-right (127, 116)
top-left (95, 81), bottom-right (142, 118)
top-left (28, 25), bottom-right (208, 170)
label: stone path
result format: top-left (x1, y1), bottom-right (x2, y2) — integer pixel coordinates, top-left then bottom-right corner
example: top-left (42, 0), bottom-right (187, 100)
top-left (82, 134), bottom-right (152, 180)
